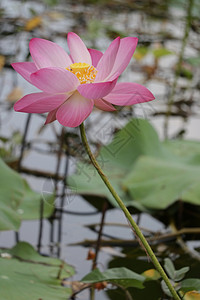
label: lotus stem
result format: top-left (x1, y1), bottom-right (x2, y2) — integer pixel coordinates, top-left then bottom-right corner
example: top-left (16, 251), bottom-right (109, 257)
top-left (79, 122), bottom-right (181, 300)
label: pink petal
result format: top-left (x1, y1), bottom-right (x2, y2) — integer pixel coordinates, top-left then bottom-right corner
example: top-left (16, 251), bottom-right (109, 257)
top-left (88, 48), bottom-right (103, 67)
top-left (95, 37), bottom-right (120, 82)
top-left (11, 62), bottom-right (37, 84)
top-left (56, 91), bottom-right (94, 127)
top-left (45, 108), bottom-right (58, 124)
top-left (94, 98), bottom-right (116, 111)
top-left (29, 38), bottom-right (72, 69)
top-left (108, 37), bottom-right (138, 78)
top-left (14, 92), bottom-right (68, 113)
top-left (103, 82), bottom-right (155, 106)
top-left (78, 74), bottom-right (118, 100)
top-left (67, 32), bottom-right (92, 65)
top-left (30, 67), bottom-right (79, 93)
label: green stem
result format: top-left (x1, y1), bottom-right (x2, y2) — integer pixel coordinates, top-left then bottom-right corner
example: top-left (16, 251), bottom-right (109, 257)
top-left (90, 287), bottom-right (95, 300)
top-left (79, 122), bottom-right (181, 300)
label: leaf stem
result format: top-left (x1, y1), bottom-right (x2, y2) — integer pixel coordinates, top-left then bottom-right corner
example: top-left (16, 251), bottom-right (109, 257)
top-left (79, 122), bottom-right (181, 300)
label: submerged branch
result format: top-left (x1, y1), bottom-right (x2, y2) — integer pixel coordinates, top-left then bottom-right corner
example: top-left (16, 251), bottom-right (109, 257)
top-left (70, 227), bottom-right (200, 247)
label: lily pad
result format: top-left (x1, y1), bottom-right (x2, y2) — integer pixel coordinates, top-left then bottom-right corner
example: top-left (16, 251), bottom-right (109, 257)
top-left (0, 158), bottom-right (54, 231)
top-left (69, 118), bottom-right (200, 211)
top-left (123, 143), bottom-right (200, 209)
top-left (68, 118), bottom-right (166, 210)
top-left (0, 242), bottom-right (74, 300)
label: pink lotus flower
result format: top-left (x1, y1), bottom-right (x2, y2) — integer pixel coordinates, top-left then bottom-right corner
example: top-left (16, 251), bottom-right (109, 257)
top-left (12, 32), bottom-right (154, 127)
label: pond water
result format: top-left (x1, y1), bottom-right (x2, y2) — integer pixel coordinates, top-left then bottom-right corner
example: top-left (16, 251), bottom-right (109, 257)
top-left (0, 0), bottom-right (200, 299)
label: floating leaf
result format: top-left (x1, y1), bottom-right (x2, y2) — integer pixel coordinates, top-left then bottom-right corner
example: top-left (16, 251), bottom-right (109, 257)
top-left (68, 118), bottom-right (165, 210)
top-left (122, 128), bottom-right (200, 209)
top-left (123, 155), bottom-right (200, 209)
top-left (152, 47), bottom-right (174, 58)
top-left (81, 267), bottom-right (145, 289)
top-left (69, 118), bottom-right (200, 211)
top-left (0, 158), bottom-right (54, 231)
top-left (0, 242), bottom-right (74, 300)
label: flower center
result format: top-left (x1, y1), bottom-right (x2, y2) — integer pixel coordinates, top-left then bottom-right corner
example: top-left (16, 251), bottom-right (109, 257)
top-left (67, 62), bottom-right (97, 84)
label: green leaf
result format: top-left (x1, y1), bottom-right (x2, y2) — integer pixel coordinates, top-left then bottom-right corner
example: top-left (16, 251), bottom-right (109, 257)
top-left (68, 118), bottom-right (165, 210)
top-left (0, 202), bottom-right (21, 231)
top-left (122, 128), bottom-right (200, 210)
top-left (187, 57), bottom-right (200, 66)
top-left (9, 241), bottom-right (62, 265)
top-left (17, 180), bottom-right (55, 220)
top-left (161, 279), bottom-right (174, 297)
top-left (152, 47), bottom-right (174, 58)
top-left (163, 139), bottom-right (200, 161)
top-left (177, 66), bottom-right (193, 79)
top-left (0, 158), bottom-right (54, 231)
top-left (0, 159), bottom-right (24, 230)
top-left (164, 258), bottom-right (189, 282)
top-left (164, 258), bottom-right (176, 280)
top-left (0, 242), bottom-right (74, 300)
top-left (87, 19), bottom-right (102, 39)
top-left (174, 266), bottom-right (190, 282)
top-left (134, 46), bottom-right (149, 60)
top-left (123, 154), bottom-right (200, 209)
top-left (181, 279), bottom-right (200, 293)
top-left (69, 118), bottom-right (200, 211)
top-left (44, 0), bottom-right (58, 6)
top-left (81, 267), bottom-right (145, 289)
